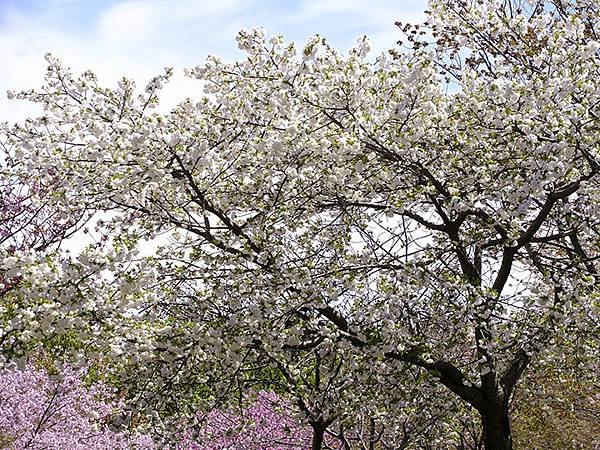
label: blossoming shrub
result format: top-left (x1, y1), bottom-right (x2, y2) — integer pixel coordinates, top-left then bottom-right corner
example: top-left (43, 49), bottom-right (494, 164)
top-left (0, 364), bottom-right (154, 449)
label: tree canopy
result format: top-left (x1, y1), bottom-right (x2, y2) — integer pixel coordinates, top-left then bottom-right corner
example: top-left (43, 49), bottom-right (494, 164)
top-left (1, 0), bottom-right (599, 449)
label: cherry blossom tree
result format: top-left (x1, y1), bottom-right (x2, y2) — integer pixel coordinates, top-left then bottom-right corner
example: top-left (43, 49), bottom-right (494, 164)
top-left (2, 0), bottom-right (599, 449)
top-left (179, 390), bottom-right (314, 450)
top-left (0, 363), bottom-right (154, 449)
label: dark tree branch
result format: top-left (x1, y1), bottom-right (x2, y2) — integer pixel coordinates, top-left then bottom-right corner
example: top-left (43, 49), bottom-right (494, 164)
top-left (500, 349), bottom-right (530, 397)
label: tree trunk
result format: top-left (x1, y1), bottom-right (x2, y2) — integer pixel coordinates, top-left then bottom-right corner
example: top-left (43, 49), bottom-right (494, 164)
top-left (480, 404), bottom-right (512, 450)
top-left (368, 417), bottom-right (376, 450)
top-left (311, 422), bottom-right (326, 450)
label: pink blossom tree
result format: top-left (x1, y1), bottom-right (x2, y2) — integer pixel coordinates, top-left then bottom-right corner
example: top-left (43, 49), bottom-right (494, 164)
top-left (0, 364), bottom-right (154, 449)
top-left (179, 391), bottom-right (315, 450)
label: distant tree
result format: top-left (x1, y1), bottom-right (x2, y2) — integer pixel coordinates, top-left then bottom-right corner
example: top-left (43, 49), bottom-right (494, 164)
top-left (179, 390), bottom-right (314, 450)
top-left (0, 364), bottom-right (154, 449)
top-left (511, 357), bottom-right (600, 449)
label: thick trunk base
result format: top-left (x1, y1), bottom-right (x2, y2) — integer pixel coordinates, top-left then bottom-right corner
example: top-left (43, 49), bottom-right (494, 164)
top-left (481, 408), bottom-right (512, 450)
top-left (311, 424), bottom-right (325, 450)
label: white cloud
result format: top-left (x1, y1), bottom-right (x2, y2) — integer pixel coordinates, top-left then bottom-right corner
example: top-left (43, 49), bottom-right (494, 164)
top-left (98, 1), bottom-right (159, 42)
top-left (97, 0), bottom-right (251, 43)
top-left (0, 0), bottom-right (427, 122)
top-left (291, 0), bottom-right (426, 55)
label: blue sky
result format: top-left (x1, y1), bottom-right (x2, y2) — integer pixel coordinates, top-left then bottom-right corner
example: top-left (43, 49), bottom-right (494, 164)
top-left (1, 0), bottom-right (427, 120)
